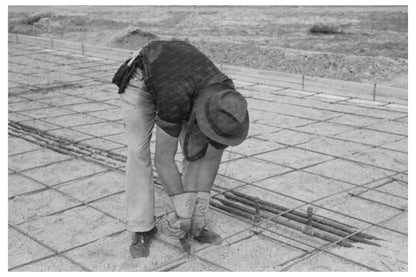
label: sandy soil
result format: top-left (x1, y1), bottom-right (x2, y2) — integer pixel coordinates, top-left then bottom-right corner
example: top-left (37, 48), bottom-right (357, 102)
top-left (8, 5), bottom-right (408, 88)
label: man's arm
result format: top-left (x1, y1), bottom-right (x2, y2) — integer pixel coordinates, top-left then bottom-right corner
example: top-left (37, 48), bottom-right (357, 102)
top-left (154, 126), bottom-right (184, 196)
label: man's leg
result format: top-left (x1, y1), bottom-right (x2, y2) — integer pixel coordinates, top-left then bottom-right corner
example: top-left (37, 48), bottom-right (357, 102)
top-left (121, 70), bottom-right (156, 257)
top-left (181, 144), bottom-right (224, 243)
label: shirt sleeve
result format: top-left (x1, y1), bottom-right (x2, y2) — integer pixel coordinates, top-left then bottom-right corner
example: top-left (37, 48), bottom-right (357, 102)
top-left (155, 115), bottom-right (182, 137)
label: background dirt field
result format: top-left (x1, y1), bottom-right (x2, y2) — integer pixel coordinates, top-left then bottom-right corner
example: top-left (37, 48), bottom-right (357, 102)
top-left (8, 5), bottom-right (408, 88)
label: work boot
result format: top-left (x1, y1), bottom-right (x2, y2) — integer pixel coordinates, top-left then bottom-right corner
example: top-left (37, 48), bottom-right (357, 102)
top-left (191, 192), bottom-right (221, 244)
top-left (193, 228), bottom-right (222, 244)
top-left (129, 227), bottom-right (157, 258)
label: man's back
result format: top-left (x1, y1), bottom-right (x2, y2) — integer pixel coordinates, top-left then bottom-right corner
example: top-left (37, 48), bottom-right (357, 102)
top-left (140, 40), bottom-right (232, 133)
top-left (141, 40), bottom-right (225, 97)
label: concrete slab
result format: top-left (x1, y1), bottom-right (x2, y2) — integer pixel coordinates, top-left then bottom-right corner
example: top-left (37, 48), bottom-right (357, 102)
top-left (252, 92), bottom-right (291, 102)
top-left (88, 108), bottom-right (123, 121)
top-left (213, 175), bottom-right (248, 193)
top-left (10, 56), bottom-right (56, 69)
top-left (367, 120), bottom-right (408, 136)
top-left (315, 193), bottom-right (400, 223)
top-left (229, 137), bottom-right (285, 156)
top-left (204, 208), bottom-right (253, 239)
top-left (313, 93), bottom-right (350, 102)
top-left (304, 159), bottom-right (394, 185)
top-left (254, 171), bottom-right (354, 202)
top-left (328, 226), bottom-right (408, 271)
top-left (258, 129), bottom-right (317, 145)
top-left (8, 227), bottom-right (54, 269)
top-left (324, 103), bottom-right (404, 120)
top-left (30, 71), bottom-right (86, 83)
top-left (8, 174), bottom-right (45, 198)
top-left (9, 148), bottom-right (71, 172)
top-left (38, 95), bottom-right (91, 106)
top-left (247, 122), bottom-right (280, 137)
top-left (102, 133), bottom-right (128, 146)
top-left (274, 104), bottom-right (342, 121)
top-left (335, 129), bottom-right (404, 147)
top-left (344, 148), bottom-right (407, 173)
top-left (55, 171), bottom-right (124, 202)
top-left (64, 102), bottom-right (116, 113)
top-left (48, 128), bottom-right (94, 141)
top-left (265, 224), bottom-right (326, 251)
top-left (294, 122), bottom-right (355, 136)
top-left (232, 185), bottom-right (306, 210)
top-left (8, 81), bottom-right (25, 89)
top-left (111, 147), bottom-right (127, 157)
top-left (329, 114), bottom-right (384, 127)
top-left (80, 137), bottom-right (125, 151)
top-left (275, 88), bottom-right (316, 97)
top-left (18, 90), bottom-right (68, 101)
top-left (8, 137), bottom-right (42, 156)
top-left (377, 179), bottom-right (408, 199)
top-left (8, 96), bottom-right (31, 104)
top-left (9, 188), bottom-right (80, 224)
top-left (103, 98), bottom-right (121, 107)
top-left (219, 151), bottom-right (245, 163)
top-left (298, 137), bottom-right (371, 157)
top-left (347, 98), bottom-right (386, 106)
top-left (19, 107), bottom-right (75, 119)
top-left (8, 38), bottom-right (408, 272)
top-left (355, 189), bottom-right (407, 212)
top-left (381, 138), bottom-right (407, 153)
top-left (23, 159), bottom-right (107, 186)
top-left (233, 80), bottom-right (257, 88)
top-left (197, 230), bottom-right (304, 271)
top-left (8, 112), bottom-right (32, 122)
top-left (17, 206), bottom-right (125, 252)
top-left (65, 231), bottom-right (181, 271)
top-left (89, 193), bottom-right (125, 222)
top-left (217, 157), bottom-right (292, 183)
top-left (379, 213), bottom-right (407, 235)
top-left (286, 252), bottom-right (371, 271)
top-left (9, 101), bottom-right (50, 112)
top-left (250, 109), bottom-right (315, 128)
top-left (385, 104), bottom-right (408, 112)
top-left (72, 121), bottom-right (124, 137)
top-left (9, 62), bottom-right (52, 75)
top-left (169, 257), bottom-right (226, 271)
top-left (11, 256), bottom-right (85, 272)
top-left (254, 147), bottom-right (333, 169)
top-left (83, 91), bottom-right (119, 102)
top-left (17, 119), bottom-right (61, 131)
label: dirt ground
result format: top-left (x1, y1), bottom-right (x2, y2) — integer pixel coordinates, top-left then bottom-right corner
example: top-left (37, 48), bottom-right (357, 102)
top-left (8, 5), bottom-right (407, 87)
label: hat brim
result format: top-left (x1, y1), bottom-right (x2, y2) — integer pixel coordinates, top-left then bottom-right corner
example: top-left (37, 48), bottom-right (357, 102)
top-left (194, 88), bottom-right (249, 147)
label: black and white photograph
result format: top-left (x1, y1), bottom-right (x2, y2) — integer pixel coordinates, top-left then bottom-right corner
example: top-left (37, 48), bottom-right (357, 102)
top-left (7, 2), bottom-right (409, 272)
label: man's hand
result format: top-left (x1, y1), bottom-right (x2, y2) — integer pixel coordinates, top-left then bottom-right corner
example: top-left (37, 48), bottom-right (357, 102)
top-left (154, 126), bottom-right (184, 196)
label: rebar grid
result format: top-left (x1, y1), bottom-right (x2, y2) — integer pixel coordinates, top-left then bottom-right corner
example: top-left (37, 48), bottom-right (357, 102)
top-left (8, 40), bottom-right (407, 272)
top-left (251, 90), bottom-right (407, 118)
top-left (279, 210), bottom-right (407, 271)
top-left (8, 110), bottom-right (406, 250)
top-left (10, 168), bottom-right (230, 271)
top-left (8, 224), bottom-right (92, 271)
top-left (10, 61), bottom-right (407, 174)
top-left (8, 130), bottom-right (405, 271)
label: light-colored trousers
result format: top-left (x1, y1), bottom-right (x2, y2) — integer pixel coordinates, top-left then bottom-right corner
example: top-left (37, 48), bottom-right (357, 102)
top-left (121, 72), bottom-right (156, 233)
top-left (121, 70), bottom-right (223, 233)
